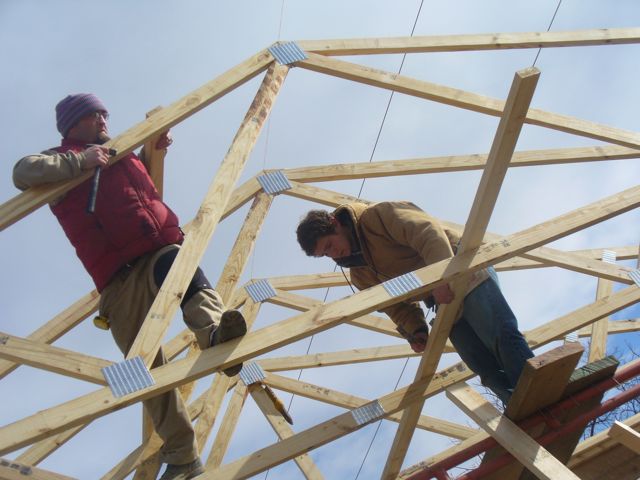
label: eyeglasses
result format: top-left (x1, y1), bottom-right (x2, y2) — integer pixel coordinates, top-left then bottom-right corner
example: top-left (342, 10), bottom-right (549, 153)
top-left (87, 111), bottom-right (109, 121)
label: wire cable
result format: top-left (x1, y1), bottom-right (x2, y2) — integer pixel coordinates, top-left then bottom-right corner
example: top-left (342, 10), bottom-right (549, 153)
top-left (531, 0), bottom-right (563, 68)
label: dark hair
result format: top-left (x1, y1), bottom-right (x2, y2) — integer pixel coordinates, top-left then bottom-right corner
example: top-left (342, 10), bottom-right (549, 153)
top-left (296, 210), bottom-right (336, 256)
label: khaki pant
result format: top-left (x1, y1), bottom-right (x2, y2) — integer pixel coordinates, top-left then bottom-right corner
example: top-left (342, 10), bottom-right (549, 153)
top-left (99, 245), bottom-right (224, 464)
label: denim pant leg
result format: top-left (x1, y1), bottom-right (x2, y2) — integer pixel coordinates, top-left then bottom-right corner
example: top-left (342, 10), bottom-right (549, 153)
top-left (461, 269), bottom-right (534, 391)
top-left (449, 317), bottom-right (514, 403)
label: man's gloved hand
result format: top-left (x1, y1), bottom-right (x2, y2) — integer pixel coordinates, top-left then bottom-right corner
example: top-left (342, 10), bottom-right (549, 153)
top-left (397, 323), bottom-right (429, 353)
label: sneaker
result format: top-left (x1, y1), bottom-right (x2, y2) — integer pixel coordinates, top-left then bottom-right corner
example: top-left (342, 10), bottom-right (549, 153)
top-left (159, 458), bottom-right (204, 480)
top-left (210, 309), bottom-right (247, 376)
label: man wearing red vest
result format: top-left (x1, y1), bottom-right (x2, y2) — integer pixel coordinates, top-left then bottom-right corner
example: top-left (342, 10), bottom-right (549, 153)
top-left (13, 93), bottom-right (246, 480)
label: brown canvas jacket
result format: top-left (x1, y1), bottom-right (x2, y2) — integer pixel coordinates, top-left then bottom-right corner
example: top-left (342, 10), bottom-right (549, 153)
top-left (336, 201), bottom-right (489, 335)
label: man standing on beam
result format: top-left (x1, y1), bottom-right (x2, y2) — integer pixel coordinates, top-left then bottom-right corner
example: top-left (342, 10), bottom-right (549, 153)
top-left (296, 201), bottom-right (534, 404)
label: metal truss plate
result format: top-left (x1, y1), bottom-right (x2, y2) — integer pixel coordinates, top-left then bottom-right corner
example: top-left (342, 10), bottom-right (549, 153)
top-left (629, 269), bottom-right (640, 287)
top-left (564, 331), bottom-right (579, 344)
top-left (382, 272), bottom-right (423, 298)
top-left (257, 170), bottom-right (292, 195)
top-left (602, 250), bottom-right (617, 264)
top-left (239, 362), bottom-right (266, 386)
top-left (268, 41), bottom-right (307, 65)
top-left (102, 356), bottom-right (155, 398)
top-left (351, 400), bottom-right (386, 426)
top-left (245, 279), bottom-right (277, 303)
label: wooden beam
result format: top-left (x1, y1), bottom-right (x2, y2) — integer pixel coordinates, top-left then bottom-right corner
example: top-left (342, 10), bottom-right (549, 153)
top-left (589, 252), bottom-right (615, 362)
top-left (609, 421), bottom-right (640, 455)
top-left (0, 50), bottom-right (273, 231)
top-left (0, 290), bottom-right (98, 380)
top-left (297, 27), bottom-right (640, 56)
top-left (1, 184), bottom-right (638, 456)
top-left (249, 384), bottom-right (325, 479)
top-left (126, 63), bottom-right (288, 367)
top-left (382, 66), bottom-right (540, 479)
top-left (263, 372), bottom-right (478, 440)
top-left (284, 145), bottom-right (639, 183)
top-left (142, 106), bottom-right (167, 198)
top-left (446, 383), bottom-right (581, 480)
top-left (205, 382), bottom-right (248, 468)
top-left (269, 272), bottom-right (347, 290)
top-left (205, 285), bottom-right (640, 479)
top-left (578, 319), bottom-right (640, 337)
top-left (0, 460), bottom-right (77, 480)
top-left (297, 52), bottom-right (640, 149)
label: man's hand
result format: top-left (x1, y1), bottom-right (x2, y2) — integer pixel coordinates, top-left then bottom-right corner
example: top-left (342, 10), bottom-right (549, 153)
top-left (432, 283), bottom-right (454, 304)
top-left (82, 145), bottom-right (111, 169)
top-left (154, 131), bottom-right (173, 150)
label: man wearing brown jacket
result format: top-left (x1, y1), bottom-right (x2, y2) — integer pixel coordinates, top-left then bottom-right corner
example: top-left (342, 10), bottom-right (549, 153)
top-left (296, 201), bottom-right (533, 403)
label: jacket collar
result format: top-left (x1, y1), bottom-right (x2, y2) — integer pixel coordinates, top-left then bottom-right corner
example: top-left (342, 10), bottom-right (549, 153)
top-left (333, 203), bottom-right (371, 267)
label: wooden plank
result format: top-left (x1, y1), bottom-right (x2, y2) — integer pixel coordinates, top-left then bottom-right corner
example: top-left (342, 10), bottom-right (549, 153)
top-left (297, 52), bottom-right (640, 149)
top-left (269, 272), bottom-right (347, 290)
top-left (589, 276), bottom-right (614, 362)
top-left (0, 290), bottom-right (98, 380)
top-left (284, 144), bottom-right (640, 183)
top-left (0, 332), bottom-right (111, 385)
top-left (263, 372), bottom-right (478, 440)
top-left (609, 421), bottom-right (640, 454)
top-left (506, 342), bottom-right (585, 420)
top-left (1, 185), bottom-right (638, 457)
top-left (578, 319), bottom-right (640, 337)
top-left (297, 27), bottom-right (640, 56)
top-left (259, 344), bottom-right (418, 371)
top-left (126, 63), bottom-right (288, 368)
top-left (447, 383), bottom-right (581, 480)
top-left (206, 288), bottom-right (640, 480)
top-left (249, 385), bottom-right (325, 480)
top-left (382, 66), bottom-right (540, 479)
top-left (0, 460), bottom-right (77, 480)
top-left (142, 106), bottom-right (167, 198)
top-left (0, 50), bottom-right (273, 231)
top-left (205, 382), bottom-right (248, 468)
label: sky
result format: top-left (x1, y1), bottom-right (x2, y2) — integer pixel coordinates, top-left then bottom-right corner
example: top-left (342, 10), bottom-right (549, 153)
top-left (1, 1), bottom-right (639, 479)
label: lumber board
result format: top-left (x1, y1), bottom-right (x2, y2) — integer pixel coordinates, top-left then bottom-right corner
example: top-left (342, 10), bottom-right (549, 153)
top-left (447, 383), bottom-right (581, 480)
top-left (578, 319), bottom-right (640, 337)
top-left (1, 185), bottom-right (638, 457)
top-left (609, 421), bottom-right (640, 454)
top-left (126, 63), bottom-right (288, 367)
top-left (249, 385), bottom-right (325, 479)
top-left (496, 245), bottom-right (638, 271)
top-left (0, 50), bottom-right (273, 231)
top-left (207, 287), bottom-right (640, 480)
top-left (0, 332), bottom-right (111, 385)
top-left (588, 276), bottom-right (613, 362)
top-left (297, 27), bottom-right (640, 56)
top-left (284, 145), bottom-right (640, 183)
top-left (382, 66), bottom-right (540, 479)
top-left (0, 459), bottom-right (76, 480)
top-left (205, 382), bottom-right (248, 468)
top-left (0, 290), bottom-right (98, 380)
top-left (142, 106), bottom-right (167, 198)
top-left (263, 372), bottom-right (478, 440)
top-left (297, 52), bottom-right (640, 149)
top-left (269, 272), bottom-right (347, 290)
top-left (259, 344), bottom-right (418, 371)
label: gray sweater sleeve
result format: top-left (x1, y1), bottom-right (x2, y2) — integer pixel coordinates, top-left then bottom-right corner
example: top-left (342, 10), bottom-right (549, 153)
top-left (13, 149), bottom-right (86, 191)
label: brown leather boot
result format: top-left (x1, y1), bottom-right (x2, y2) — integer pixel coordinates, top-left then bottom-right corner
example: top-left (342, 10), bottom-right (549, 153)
top-left (210, 309), bottom-right (247, 376)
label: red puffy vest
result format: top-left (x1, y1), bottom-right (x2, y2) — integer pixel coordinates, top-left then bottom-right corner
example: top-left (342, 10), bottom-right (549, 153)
top-left (51, 140), bottom-right (183, 291)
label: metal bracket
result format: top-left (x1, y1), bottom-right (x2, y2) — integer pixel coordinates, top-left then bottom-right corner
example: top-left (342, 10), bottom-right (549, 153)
top-left (351, 400), bottom-right (386, 426)
top-left (102, 356), bottom-right (155, 398)
top-left (268, 41), bottom-right (307, 65)
top-left (629, 269), bottom-right (640, 287)
top-left (602, 250), bottom-right (617, 264)
top-left (382, 272), bottom-right (423, 298)
top-left (245, 279), bottom-right (277, 303)
top-left (257, 170), bottom-right (292, 195)
top-left (239, 362), bottom-right (266, 386)
top-left (564, 331), bottom-right (579, 344)
top-left (0, 458), bottom-right (32, 476)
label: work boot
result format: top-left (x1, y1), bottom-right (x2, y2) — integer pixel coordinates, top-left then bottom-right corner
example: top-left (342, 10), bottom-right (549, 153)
top-left (159, 458), bottom-right (204, 480)
top-left (210, 309), bottom-right (247, 376)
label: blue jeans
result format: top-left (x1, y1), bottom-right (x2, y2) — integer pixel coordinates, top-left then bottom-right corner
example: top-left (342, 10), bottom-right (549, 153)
top-left (442, 269), bottom-right (533, 403)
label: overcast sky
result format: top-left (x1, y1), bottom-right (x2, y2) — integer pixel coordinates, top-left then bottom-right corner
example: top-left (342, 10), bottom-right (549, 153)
top-left (1, 1), bottom-right (639, 479)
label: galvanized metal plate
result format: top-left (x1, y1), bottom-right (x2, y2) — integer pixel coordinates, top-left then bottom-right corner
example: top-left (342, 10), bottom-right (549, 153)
top-left (564, 331), bottom-right (579, 344)
top-left (257, 170), bottom-right (292, 195)
top-left (102, 356), bottom-right (155, 398)
top-left (239, 362), bottom-right (266, 386)
top-left (382, 272), bottom-right (423, 298)
top-left (245, 279), bottom-right (277, 303)
top-left (268, 41), bottom-right (307, 65)
top-left (602, 250), bottom-right (617, 264)
top-left (351, 400), bottom-right (385, 426)
top-left (629, 269), bottom-right (640, 287)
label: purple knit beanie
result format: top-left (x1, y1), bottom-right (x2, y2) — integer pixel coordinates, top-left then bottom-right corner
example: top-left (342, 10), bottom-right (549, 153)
top-left (55, 93), bottom-right (108, 137)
